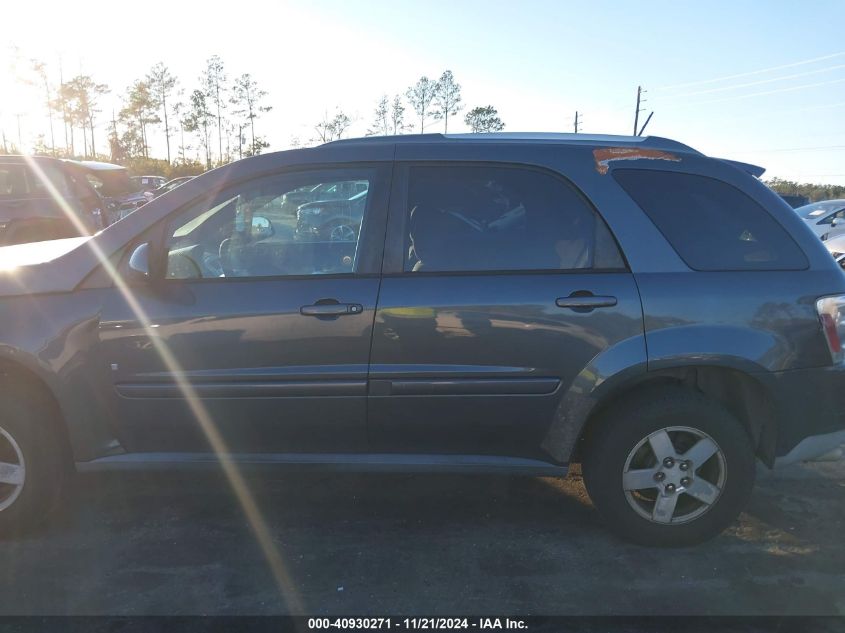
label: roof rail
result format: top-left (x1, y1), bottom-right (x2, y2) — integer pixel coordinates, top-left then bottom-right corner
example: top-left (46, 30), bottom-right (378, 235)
top-left (324, 132), bottom-right (700, 154)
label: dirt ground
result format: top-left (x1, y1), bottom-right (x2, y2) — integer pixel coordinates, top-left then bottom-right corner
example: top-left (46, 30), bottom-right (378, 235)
top-left (0, 461), bottom-right (843, 616)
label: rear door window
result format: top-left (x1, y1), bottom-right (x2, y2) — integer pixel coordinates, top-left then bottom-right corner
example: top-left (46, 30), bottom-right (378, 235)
top-left (613, 169), bottom-right (808, 271)
top-left (403, 165), bottom-right (625, 273)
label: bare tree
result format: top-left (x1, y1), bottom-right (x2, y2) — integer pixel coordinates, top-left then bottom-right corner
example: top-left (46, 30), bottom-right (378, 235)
top-left (367, 95), bottom-right (390, 136)
top-left (30, 60), bottom-right (56, 155)
top-left (390, 95), bottom-right (407, 135)
top-left (314, 110), bottom-right (352, 143)
top-left (201, 55), bottom-right (227, 164)
top-left (230, 73), bottom-right (272, 155)
top-left (147, 62), bottom-right (178, 164)
top-left (183, 89), bottom-right (212, 168)
top-left (433, 70), bottom-right (462, 133)
top-left (406, 76), bottom-right (437, 132)
top-left (120, 80), bottom-right (159, 158)
top-left (171, 95), bottom-right (188, 163)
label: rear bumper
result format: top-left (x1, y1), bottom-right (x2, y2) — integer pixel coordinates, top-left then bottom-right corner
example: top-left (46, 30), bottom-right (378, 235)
top-left (774, 429), bottom-right (845, 467)
top-left (769, 363), bottom-right (845, 464)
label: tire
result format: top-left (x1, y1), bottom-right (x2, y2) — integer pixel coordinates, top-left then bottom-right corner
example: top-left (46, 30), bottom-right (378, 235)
top-left (321, 220), bottom-right (358, 243)
top-left (0, 376), bottom-right (67, 537)
top-left (582, 386), bottom-right (756, 547)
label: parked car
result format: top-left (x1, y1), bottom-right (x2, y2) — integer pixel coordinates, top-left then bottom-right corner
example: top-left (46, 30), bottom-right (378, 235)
top-left (131, 175), bottom-right (167, 193)
top-left (280, 180), bottom-right (368, 215)
top-left (150, 176), bottom-right (194, 199)
top-left (0, 156), bottom-right (104, 246)
top-left (0, 133), bottom-right (844, 546)
top-left (795, 199), bottom-right (845, 239)
top-left (822, 231), bottom-right (845, 269)
top-left (72, 161), bottom-right (149, 224)
top-left (295, 188), bottom-right (368, 242)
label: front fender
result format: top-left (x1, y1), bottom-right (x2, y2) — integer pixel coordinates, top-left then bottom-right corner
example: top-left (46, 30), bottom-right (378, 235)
top-left (0, 291), bottom-right (121, 461)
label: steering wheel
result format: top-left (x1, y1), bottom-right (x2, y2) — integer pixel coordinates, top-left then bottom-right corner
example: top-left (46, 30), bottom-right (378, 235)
top-left (217, 238), bottom-right (237, 277)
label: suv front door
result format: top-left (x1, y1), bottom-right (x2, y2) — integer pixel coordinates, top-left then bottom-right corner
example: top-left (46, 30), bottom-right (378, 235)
top-left (368, 162), bottom-right (644, 462)
top-left (98, 165), bottom-right (391, 454)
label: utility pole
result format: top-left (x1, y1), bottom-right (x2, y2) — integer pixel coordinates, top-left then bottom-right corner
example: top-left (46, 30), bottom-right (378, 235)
top-left (633, 85), bottom-right (647, 136)
top-left (16, 114), bottom-right (23, 152)
top-left (574, 111), bottom-right (580, 133)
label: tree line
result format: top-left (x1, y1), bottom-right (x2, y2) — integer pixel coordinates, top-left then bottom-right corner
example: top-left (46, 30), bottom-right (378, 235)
top-left (6, 54), bottom-right (273, 174)
top-left (305, 70), bottom-right (505, 145)
top-left (765, 177), bottom-right (845, 203)
top-left (4, 57), bottom-right (506, 175)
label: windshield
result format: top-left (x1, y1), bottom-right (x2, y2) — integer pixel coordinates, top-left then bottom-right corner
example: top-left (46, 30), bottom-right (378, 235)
top-left (795, 200), bottom-right (845, 219)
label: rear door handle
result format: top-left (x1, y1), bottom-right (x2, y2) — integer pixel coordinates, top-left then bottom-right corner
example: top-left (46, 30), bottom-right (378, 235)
top-left (555, 295), bottom-right (618, 309)
top-left (300, 303), bottom-right (363, 316)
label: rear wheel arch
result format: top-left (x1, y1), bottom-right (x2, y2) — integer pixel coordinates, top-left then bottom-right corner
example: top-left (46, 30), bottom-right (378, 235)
top-left (573, 366), bottom-right (778, 467)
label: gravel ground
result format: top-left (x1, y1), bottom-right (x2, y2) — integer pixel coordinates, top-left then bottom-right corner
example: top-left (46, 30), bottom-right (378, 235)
top-left (0, 460), bottom-right (842, 616)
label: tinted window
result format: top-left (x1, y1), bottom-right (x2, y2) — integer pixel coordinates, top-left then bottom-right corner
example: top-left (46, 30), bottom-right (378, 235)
top-left (614, 170), bottom-right (808, 271)
top-left (29, 162), bottom-right (71, 197)
top-left (0, 164), bottom-right (30, 197)
top-left (165, 171), bottom-right (373, 279)
top-left (404, 165), bottom-right (624, 273)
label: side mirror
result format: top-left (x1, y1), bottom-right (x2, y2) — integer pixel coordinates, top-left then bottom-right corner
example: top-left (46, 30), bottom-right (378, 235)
top-left (251, 215), bottom-right (274, 239)
top-left (128, 242), bottom-right (151, 280)
top-left (832, 218), bottom-right (840, 228)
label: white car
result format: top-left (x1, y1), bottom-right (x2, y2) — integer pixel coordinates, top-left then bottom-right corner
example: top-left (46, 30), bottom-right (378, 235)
top-left (795, 199), bottom-right (845, 239)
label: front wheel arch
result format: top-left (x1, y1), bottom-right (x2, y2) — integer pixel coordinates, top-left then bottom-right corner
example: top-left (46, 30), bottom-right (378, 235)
top-left (0, 359), bottom-right (73, 474)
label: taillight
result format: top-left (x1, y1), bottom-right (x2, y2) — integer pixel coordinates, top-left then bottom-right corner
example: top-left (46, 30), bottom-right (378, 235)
top-left (816, 295), bottom-right (845, 363)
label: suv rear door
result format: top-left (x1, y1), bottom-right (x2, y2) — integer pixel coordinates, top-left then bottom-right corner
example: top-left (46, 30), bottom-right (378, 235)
top-left (368, 159), bottom-right (645, 461)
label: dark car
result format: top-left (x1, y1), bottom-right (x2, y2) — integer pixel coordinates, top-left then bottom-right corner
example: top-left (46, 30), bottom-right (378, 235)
top-left (0, 156), bottom-right (104, 246)
top-left (280, 179), bottom-right (368, 214)
top-left (779, 193), bottom-right (810, 208)
top-left (73, 161), bottom-right (150, 224)
top-left (1, 133), bottom-right (844, 546)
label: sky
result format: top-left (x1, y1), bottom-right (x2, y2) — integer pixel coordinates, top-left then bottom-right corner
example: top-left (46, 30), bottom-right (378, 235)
top-left (2, 0), bottom-right (845, 184)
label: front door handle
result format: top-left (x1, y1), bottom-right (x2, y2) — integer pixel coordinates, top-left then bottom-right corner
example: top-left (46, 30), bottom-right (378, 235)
top-left (300, 302), bottom-right (363, 316)
top-left (555, 295), bottom-right (618, 310)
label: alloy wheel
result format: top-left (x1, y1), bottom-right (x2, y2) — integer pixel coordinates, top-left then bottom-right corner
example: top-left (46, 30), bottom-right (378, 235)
top-left (622, 426), bottom-right (727, 525)
top-left (329, 224), bottom-right (356, 242)
top-left (0, 425), bottom-right (25, 512)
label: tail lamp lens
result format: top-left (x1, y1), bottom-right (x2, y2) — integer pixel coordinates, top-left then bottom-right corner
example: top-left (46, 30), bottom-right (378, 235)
top-left (816, 295), bottom-right (845, 363)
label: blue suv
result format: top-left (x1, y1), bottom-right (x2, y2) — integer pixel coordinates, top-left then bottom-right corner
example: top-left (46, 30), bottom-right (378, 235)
top-left (0, 133), bottom-right (843, 545)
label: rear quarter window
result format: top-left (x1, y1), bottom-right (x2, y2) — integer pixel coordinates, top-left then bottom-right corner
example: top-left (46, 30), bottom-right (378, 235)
top-left (613, 169), bottom-right (808, 271)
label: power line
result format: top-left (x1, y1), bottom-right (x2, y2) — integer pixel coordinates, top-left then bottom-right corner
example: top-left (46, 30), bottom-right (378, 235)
top-left (693, 77), bottom-right (845, 106)
top-left (657, 51), bottom-right (845, 91)
top-left (733, 145), bottom-right (845, 153)
top-left (664, 64), bottom-right (845, 99)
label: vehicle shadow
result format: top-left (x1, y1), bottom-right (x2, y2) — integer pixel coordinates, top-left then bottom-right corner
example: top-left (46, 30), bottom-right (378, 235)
top-left (0, 464), bottom-right (842, 616)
